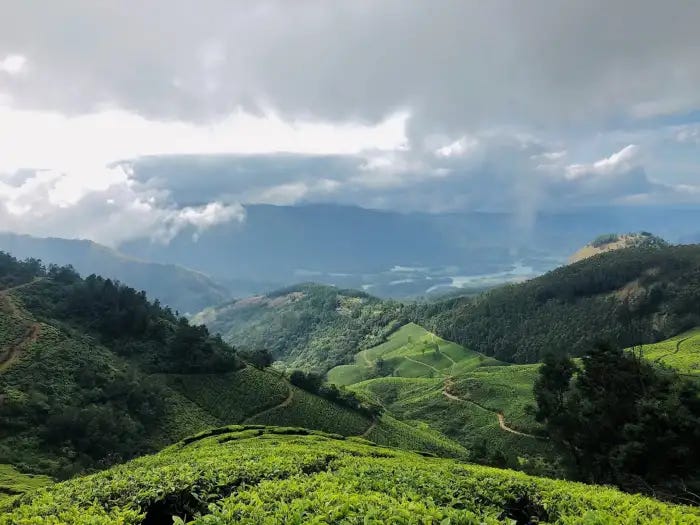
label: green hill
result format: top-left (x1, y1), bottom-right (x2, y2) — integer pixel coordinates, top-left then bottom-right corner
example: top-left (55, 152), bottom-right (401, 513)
top-left (199, 245), bottom-right (700, 370)
top-left (2, 426), bottom-right (697, 524)
top-left (193, 283), bottom-right (404, 371)
top-left (0, 253), bottom-right (463, 486)
top-left (328, 323), bottom-right (501, 386)
top-left (416, 244), bottom-right (700, 362)
top-left (638, 327), bottom-right (700, 376)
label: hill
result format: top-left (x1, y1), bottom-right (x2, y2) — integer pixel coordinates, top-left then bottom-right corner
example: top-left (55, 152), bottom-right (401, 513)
top-left (0, 233), bottom-right (232, 314)
top-left (2, 426), bottom-right (697, 524)
top-left (568, 232), bottom-right (668, 264)
top-left (193, 283), bottom-right (405, 371)
top-left (416, 243), bottom-right (700, 362)
top-left (327, 323), bottom-right (557, 474)
top-left (0, 252), bottom-right (463, 483)
top-left (199, 244), bottom-right (700, 369)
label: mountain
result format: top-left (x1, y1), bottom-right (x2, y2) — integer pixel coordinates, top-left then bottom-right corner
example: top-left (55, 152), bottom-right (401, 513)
top-left (3, 426), bottom-right (697, 524)
top-left (120, 203), bottom-right (700, 299)
top-left (568, 232), bottom-right (668, 264)
top-left (0, 233), bottom-right (232, 313)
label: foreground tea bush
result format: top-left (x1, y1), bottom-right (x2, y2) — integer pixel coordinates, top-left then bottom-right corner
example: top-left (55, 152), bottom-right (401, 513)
top-left (1, 426), bottom-right (698, 524)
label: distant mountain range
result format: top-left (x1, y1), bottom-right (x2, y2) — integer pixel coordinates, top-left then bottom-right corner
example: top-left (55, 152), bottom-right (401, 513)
top-left (120, 204), bottom-right (700, 298)
top-left (3, 204), bottom-right (700, 309)
top-left (0, 233), bottom-right (231, 313)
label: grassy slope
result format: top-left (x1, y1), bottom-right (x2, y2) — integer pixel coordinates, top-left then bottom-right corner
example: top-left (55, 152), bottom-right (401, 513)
top-left (2, 426), bottom-right (697, 524)
top-left (329, 323), bottom-right (555, 473)
top-left (328, 323), bottom-right (495, 386)
top-left (639, 327), bottom-right (700, 376)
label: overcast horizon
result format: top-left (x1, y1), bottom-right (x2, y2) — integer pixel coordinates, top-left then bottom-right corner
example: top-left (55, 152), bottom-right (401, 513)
top-left (1, 1), bottom-right (700, 246)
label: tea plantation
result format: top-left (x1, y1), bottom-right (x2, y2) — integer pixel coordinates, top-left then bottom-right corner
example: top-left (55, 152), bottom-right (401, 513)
top-left (1, 426), bottom-right (697, 524)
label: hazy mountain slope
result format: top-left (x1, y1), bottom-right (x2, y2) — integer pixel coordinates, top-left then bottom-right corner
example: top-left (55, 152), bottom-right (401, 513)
top-left (568, 232), bottom-right (668, 264)
top-left (3, 426), bottom-right (696, 524)
top-left (121, 203), bottom-right (700, 298)
top-left (0, 233), bottom-right (231, 313)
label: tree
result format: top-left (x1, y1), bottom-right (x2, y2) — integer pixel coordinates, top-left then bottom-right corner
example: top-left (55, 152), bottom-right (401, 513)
top-left (534, 343), bottom-right (700, 502)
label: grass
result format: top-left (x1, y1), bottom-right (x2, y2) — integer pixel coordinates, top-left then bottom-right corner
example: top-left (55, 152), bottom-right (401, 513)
top-left (327, 322), bottom-right (496, 386)
top-left (0, 464), bottom-right (52, 504)
top-left (638, 328), bottom-right (700, 376)
top-left (2, 426), bottom-right (697, 524)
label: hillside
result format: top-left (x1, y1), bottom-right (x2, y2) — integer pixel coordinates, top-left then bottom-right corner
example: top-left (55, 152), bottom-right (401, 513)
top-left (2, 426), bottom-right (697, 524)
top-left (200, 244), bottom-right (700, 368)
top-left (416, 244), bottom-right (700, 362)
top-left (568, 232), bottom-right (668, 264)
top-left (193, 283), bottom-right (405, 371)
top-left (0, 252), bottom-right (463, 483)
top-left (0, 233), bottom-right (232, 313)
top-left (327, 323), bottom-right (557, 474)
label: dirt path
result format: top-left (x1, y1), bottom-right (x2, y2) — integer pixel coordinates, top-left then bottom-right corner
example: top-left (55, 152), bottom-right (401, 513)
top-left (654, 336), bottom-right (691, 364)
top-left (404, 355), bottom-right (446, 377)
top-left (0, 323), bottom-right (40, 373)
top-left (442, 380), bottom-right (539, 439)
top-left (0, 281), bottom-right (42, 373)
top-left (243, 386), bottom-right (294, 423)
top-left (360, 418), bottom-right (377, 438)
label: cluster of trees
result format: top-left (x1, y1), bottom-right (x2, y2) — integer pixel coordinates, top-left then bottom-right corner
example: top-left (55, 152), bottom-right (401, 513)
top-left (534, 345), bottom-right (700, 503)
top-left (413, 245), bottom-right (700, 363)
top-left (0, 252), bottom-right (43, 289)
top-left (208, 283), bottom-right (406, 372)
top-left (289, 369), bottom-right (382, 418)
top-left (16, 265), bottom-right (239, 373)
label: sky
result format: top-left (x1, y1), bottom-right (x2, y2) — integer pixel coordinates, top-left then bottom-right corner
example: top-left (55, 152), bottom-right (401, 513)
top-left (0, 0), bottom-right (699, 245)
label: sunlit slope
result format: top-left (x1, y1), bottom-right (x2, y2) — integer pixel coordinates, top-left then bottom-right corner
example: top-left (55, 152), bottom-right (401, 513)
top-left (3, 426), bottom-right (696, 524)
top-left (639, 328), bottom-right (700, 376)
top-left (327, 323), bottom-right (500, 386)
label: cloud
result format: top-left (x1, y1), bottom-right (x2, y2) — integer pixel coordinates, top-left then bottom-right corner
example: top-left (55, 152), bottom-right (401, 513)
top-left (0, 54), bottom-right (26, 76)
top-left (0, 1), bottom-right (699, 245)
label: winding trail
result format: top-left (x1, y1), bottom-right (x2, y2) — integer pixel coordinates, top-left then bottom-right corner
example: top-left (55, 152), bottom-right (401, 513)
top-left (0, 280), bottom-right (42, 373)
top-left (243, 386), bottom-right (294, 423)
top-left (360, 418), bottom-right (377, 438)
top-left (654, 336), bottom-right (691, 364)
top-left (442, 379), bottom-right (539, 439)
top-left (403, 355), bottom-right (445, 377)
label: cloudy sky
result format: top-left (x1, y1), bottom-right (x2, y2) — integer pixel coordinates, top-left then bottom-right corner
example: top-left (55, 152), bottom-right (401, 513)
top-left (1, 0), bottom-right (699, 245)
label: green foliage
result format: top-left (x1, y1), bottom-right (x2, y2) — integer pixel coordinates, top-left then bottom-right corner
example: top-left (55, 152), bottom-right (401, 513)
top-left (639, 328), bottom-right (700, 375)
top-left (2, 427), bottom-right (697, 524)
top-left (194, 283), bottom-right (405, 371)
top-left (415, 244), bottom-right (700, 362)
top-left (535, 344), bottom-right (700, 502)
top-left (0, 464), bottom-right (52, 504)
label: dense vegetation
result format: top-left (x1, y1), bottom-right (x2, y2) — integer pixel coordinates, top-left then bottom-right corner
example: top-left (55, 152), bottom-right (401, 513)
top-left (3, 426), bottom-right (698, 524)
top-left (194, 283), bottom-right (405, 371)
top-left (415, 244), bottom-right (700, 362)
top-left (1, 253), bottom-right (459, 481)
top-left (535, 345), bottom-right (700, 504)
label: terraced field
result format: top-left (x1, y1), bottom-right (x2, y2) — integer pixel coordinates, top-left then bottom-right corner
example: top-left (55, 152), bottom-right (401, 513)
top-left (0, 464), bottom-right (52, 504)
top-left (3, 426), bottom-right (696, 524)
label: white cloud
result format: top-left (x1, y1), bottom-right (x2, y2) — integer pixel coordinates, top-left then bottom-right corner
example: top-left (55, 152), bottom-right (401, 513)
top-left (0, 54), bottom-right (26, 76)
top-left (565, 145), bottom-right (640, 180)
top-left (435, 136), bottom-right (478, 158)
